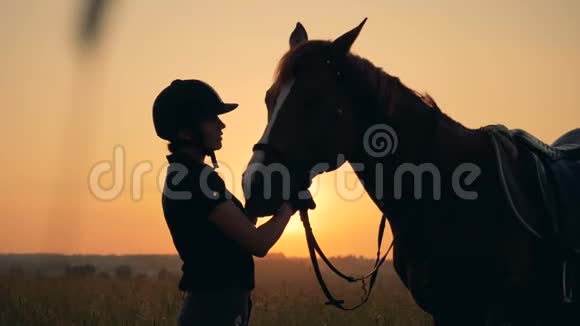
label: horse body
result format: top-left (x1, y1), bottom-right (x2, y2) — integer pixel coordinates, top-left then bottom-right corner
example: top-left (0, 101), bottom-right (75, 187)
top-left (349, 85), bottom-right (557, 322)
top-left (242, 19), bottom-right (579, 324)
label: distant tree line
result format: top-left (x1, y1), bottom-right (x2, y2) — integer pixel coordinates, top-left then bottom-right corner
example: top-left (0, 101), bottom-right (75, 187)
top-left (18, 263), bottom-right (180, 281)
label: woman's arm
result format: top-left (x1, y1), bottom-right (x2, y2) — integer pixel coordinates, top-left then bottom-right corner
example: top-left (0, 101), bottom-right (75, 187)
top-left (208, 202), bottom-right (294, 257)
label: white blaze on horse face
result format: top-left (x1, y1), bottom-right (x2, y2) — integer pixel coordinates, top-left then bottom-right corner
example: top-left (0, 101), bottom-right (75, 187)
top-left (260, 79), bottom-right (295, 144)
top-left (244, 79), bottom-right (295, 187)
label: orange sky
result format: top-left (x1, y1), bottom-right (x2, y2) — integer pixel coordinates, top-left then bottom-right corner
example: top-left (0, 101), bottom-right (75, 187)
top-left (1, 0), bottom-right (579, 257)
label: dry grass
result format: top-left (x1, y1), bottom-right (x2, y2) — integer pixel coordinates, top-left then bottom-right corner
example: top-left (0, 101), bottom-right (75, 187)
top-left (0, 257), bottom-right (432, 326)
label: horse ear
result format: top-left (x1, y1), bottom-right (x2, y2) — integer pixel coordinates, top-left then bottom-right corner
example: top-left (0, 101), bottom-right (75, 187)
top-left (332, 18), bottom-right (367, 56)
top-left (290, 22), bottom-right (308, 49)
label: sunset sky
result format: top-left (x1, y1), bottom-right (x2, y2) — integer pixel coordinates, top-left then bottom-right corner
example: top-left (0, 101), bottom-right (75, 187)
top-left (1, 0), bottom-right (579, 257)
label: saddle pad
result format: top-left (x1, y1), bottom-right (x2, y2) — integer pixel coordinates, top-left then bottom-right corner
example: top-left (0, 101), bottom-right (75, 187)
top-left (548, 159), bottom-right (580, 254)
top-left (486, 125), bottom-right (580, 255)
top-left (485, 125), bottom-right (548, 239)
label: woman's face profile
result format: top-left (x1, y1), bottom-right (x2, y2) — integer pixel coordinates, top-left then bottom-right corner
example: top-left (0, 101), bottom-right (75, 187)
top-left (200, 116), bottom-right (226, 150)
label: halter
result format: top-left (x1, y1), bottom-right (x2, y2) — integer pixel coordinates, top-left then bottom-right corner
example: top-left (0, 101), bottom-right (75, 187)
top-left (251, 138), bottom-right (395, 310)
top-left (253, 138), bottom-right (395, 310)
top-left (251, 133), bottom-right (395, 310)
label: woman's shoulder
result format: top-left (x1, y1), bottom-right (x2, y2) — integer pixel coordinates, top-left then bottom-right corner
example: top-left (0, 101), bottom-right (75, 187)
top-left (164, 155), bottom-right (223, 193)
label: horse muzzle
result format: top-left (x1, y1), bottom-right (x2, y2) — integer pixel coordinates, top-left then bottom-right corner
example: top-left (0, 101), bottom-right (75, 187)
top-left (242, 161), bottom-right (313, 217)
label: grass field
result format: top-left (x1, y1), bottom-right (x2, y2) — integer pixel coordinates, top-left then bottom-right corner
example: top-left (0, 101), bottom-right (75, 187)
top-left (0, 255), bottom-right (432, 325)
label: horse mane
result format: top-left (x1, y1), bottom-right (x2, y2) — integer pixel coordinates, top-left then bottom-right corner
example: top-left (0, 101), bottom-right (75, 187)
top-left (344, 54), bottom-right (475, 135)
top-left (345, 54), bottom-right (440, 112)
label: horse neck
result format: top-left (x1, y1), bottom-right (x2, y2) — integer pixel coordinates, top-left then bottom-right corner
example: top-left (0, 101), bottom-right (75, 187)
top-left (345, 57), bottom-right (493, 225)
top-left (344, 55), bottom-right (448, 163)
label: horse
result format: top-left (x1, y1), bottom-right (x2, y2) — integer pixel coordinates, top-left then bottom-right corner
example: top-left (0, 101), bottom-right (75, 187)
top-left (241, 19), bottom-right (580, 325)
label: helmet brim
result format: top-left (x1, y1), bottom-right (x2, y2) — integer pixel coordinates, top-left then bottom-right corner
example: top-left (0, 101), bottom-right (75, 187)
top-left (216, 103), bottom-right (238, 115)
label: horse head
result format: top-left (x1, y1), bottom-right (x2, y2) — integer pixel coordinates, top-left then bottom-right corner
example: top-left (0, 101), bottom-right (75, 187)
top-left (242, 19), bottom-right (375, 217)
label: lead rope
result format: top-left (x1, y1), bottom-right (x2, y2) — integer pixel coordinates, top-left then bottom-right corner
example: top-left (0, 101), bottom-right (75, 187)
top-left (299, 209), bottom-right (395, 310)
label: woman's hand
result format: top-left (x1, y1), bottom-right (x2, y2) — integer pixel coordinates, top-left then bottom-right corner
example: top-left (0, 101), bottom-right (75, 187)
top-left (275, 202), bottom-right (296, 218)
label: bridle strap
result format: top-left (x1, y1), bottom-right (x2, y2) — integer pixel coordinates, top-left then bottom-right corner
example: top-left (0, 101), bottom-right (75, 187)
top-left (300, 209), bottom-right (395, 310)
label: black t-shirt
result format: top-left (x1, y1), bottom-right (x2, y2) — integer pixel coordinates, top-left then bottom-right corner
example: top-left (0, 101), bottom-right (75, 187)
top-left (162, 152), bottom-right (255, 291)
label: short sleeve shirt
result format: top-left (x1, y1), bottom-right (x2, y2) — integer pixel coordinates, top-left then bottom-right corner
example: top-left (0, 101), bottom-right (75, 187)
top-left (162, 152), bottom-right (255, 291)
